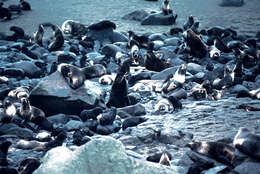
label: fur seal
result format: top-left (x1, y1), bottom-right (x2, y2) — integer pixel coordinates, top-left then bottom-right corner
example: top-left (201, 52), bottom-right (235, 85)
top-left (168, 96), bottom-right (182, 110)
top-left (128, 31), bottom-right (149, 48)
top-left (184, 29), bottom-right (208, 58)
top-left (0, 2), bottom-right (11, 20)
top-left (32, 24), bottom-right (44, 46)
top-left (44, 130), bottom-right (67, 152)
top-left (162, 64), bottom-right (186, 93)
top-left (47, 24), bottom-right (64, 51)
top-left (122, 117), bottom-right (147, 130)
top-left (61, 20), bottom-right (87, 36)
top-left (183, 15), bottom-right (194, 30)
top-left (7, 86), bottom-right (30, 101)
top-left (20, 0), bottom-right (31, 11)
top-left (18, 158), bottom-right (40, 174)
top-left (58, 63), bottom-right (85, 89)
top-left (233, 127), bottom-right (260, 159)
top-left (144, 42), bottom-right (170, 72)
top-left (80, 107), bottom-right (103, 122)
top-left (106, 59), bottom-right (131, 108)
top-left (161, 0), bottom-right (173, 15)
top-left (88, 20), bottom-right (116, 30)
top-left (18, 97), bottom-right (53, 131)
top-left (99, 107), bottom-right (117, 126)
top-left (0, 140), bottom-right (12, 166)
top-left (5, 26), bottom-right (26, 42)
top-left (8, 4), bottom-right (22, 14)
top-left (186, 141), bottom-right (235, 166)
top-left (99, 74), bottom-right (114, 85)
top-left (48, 61), bottom-right (58, 75)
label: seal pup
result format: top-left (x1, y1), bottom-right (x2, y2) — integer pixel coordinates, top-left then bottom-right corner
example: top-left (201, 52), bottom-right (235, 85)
top-left (168, 96), bottom-right (182, 111)
top-left (20, 0), bottom-right (31, 11)
top-left (161, 0), bottom-right (173, 15)
top-left (183, 15), bottom-right (194, 30)
top-left (0, 2), bottom-right (12, 20)
top-left (162, 64), bottom-right (186, 93)
top-left (99, 74), bottom-right (114, 85)
top-left (186, 141), bottom-right (235, 166)
top-left (0, 140), bottom-right (12, 166)
top-left (6, 26), bottom-right (26, 41)
top-left (80, 107), bottom-right (103, 122)
top-left (233, 127), bottom-right (260, 159)
top-left (98, 107), bottom-right (117, 126)
top-left (106, 59), bottom-right (131, 108)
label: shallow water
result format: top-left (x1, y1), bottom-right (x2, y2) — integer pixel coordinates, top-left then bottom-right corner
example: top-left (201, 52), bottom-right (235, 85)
top-left (0, 0), bottom-right (260, 36)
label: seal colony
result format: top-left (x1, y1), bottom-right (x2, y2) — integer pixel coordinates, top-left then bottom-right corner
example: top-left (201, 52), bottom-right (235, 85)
top-left (0, 0), bottom-right (260, 173)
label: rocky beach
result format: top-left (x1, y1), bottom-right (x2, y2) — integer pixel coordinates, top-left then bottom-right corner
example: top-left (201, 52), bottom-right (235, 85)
top-left (0, 0), bottom-right (260, 174)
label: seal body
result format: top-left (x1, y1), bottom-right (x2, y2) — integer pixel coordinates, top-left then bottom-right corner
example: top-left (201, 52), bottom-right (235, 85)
top-left (161, 0), bottom-right (173, 15)
top-left (233, 127), bottom-right (260, 159)
top-left (48, 25), bottom-right (64, 51)
top-left (187, 141), bottom-right (235, 166)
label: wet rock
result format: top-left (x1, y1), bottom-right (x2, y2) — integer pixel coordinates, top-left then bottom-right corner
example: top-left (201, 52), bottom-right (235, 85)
top-left (164, 37), bottom-right (180, 46)
top-left (149, 33), bottom-right (168, 41)
top-left (203, 166), bottom-right (228, 174)
top-left (0, 123), bottom-right (33, 139)
top-left (152, 66), bottom-right (179, 80)
top-left (5, 61), bottom-right (44, 78)
top-left (112, 31), bottom-right (129, 43)
top-left (122, 9), bottom-right (149, 22)
top-left (187, 63), bottom-right (203, 75)
top-left (30, 71), bottom-right (105, 116)
top-left (122, 117), bottom-right (148, 131)
top-left (168, 88), bottom-right (187, 100)
top-left (47, 114), bottom-right (80, 125)
top-left (101, 44), bottom-right (125, 58)
top-left (118, 103), bottom-right (146, 116)
top-left (157, 128), bottom-right (192, 145)
top-left (141, 13), bottom-right (177, 26)
top-left (65, 120), bottom-right (84, 131)
top-left (232, 84), bottom-right (249, 94)
top-left (34, 136), bottom-right (186, 174)
top-left (234, 162), bottom-right (260, 174)
top-left (57, 51), bottom-right (77, 64)
top-left (219, 0), bottom-right (244, 7)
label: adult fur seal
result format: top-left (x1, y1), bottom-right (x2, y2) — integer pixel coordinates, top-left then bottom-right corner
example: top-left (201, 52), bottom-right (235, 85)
top-left (106, 59), bottom-right (131, 108)
top-left (80, 107), bottom-right (103, 121)
top-left (6, 26), bottom-right (26, 42)
top-left (18, 158), bottom-right (40, 174)
top-left (233, 127), bottom-right (260, 159)
top-left (122, 117), bottom-right (147, 130)
top-left (18, 97), bottom-right (53, 131)
top-left (184, 29), bottom-right (208, 58)
top-left (144, 42), bottom-right (170, 72)
top-left (183, 15), bottom-right (194, 30)
top-left (168, 96), bottom-right (182, 110)
top-left (161, 0), bottom-right (173, 15)
top-left (186, 141), bottom-right (235, 166)
top-left (32, 24), bottom-right (44, 46)
top-left (47, 24), bottom-right (64, 51)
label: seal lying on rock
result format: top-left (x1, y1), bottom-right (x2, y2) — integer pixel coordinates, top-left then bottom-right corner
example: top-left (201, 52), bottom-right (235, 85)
top-left (186, 141), bottom-right (235, 166)
top-left (233, 127), bottom-right (260, 160)
top-left (61, 20), bottom-right (87, 36)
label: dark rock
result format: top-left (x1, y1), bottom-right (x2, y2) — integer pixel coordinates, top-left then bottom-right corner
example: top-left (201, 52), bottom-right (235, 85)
top-left (122, 117), bottom-right (147, 130)
top-left (234, 162), bottom-right (260, 174)
top-left (141, 13), bottom-right (177, 26)
top-left (30, 71), bottom-right (105, 116)
top-left (219, 0), bottom-right (244, 7)
top-left (122, 9), bottom-right (149, 22)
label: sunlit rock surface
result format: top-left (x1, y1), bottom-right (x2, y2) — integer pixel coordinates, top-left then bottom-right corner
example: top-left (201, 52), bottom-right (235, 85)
top-left (33, 136), bottom-right (187, 174)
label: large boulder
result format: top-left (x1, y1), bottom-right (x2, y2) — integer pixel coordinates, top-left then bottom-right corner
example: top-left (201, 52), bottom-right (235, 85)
top-left (29, 71), bottom-right (105, 116)
top-left (122, 9), bottom-right (149, 22)
top-left (33, 136), bottom-right (186, 174)
top-left (141, 13), bottom-right (177, 26)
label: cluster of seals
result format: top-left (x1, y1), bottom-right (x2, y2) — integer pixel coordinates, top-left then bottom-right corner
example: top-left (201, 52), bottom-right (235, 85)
top-left (61, 20), bottom-right (88, 36)
top-left (0, 2), bottom-right (11, 20)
